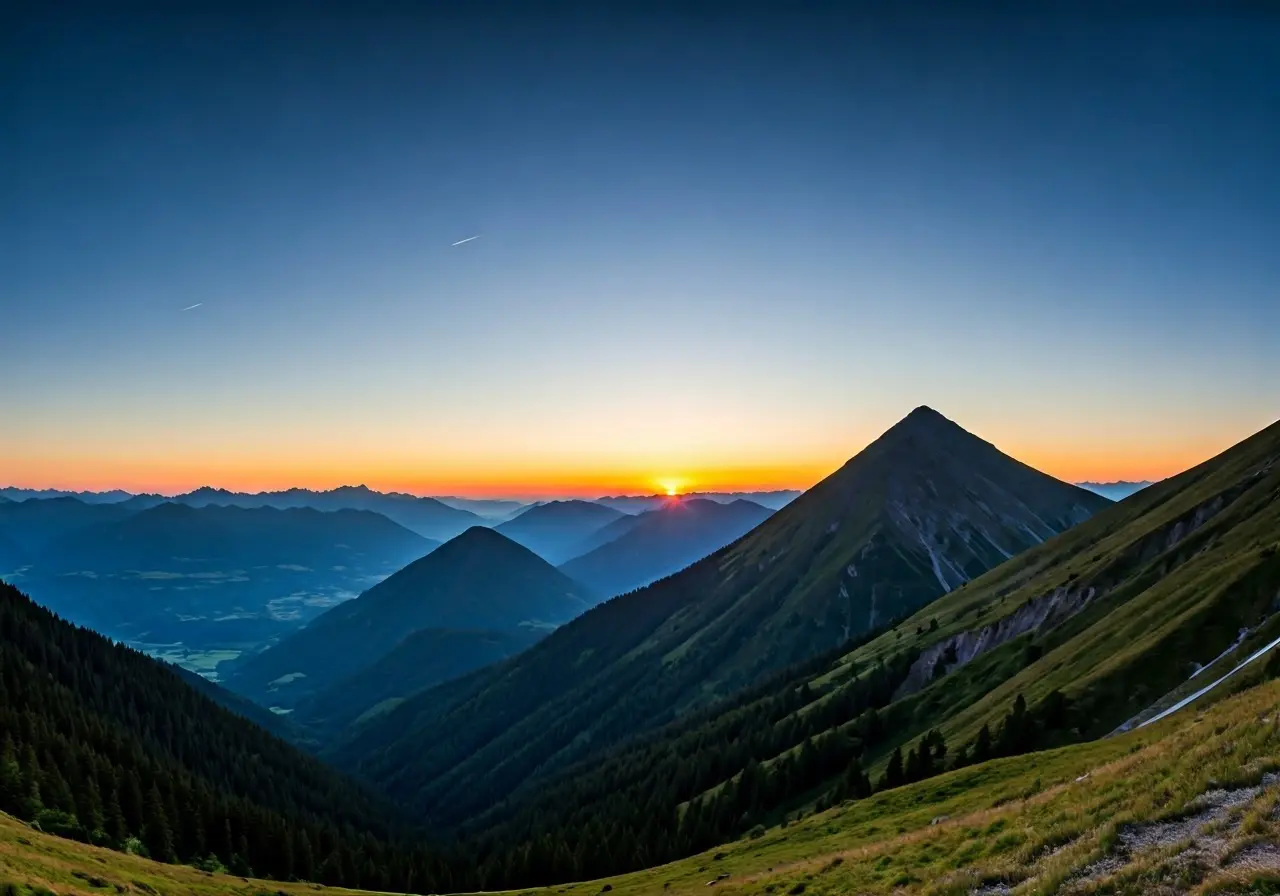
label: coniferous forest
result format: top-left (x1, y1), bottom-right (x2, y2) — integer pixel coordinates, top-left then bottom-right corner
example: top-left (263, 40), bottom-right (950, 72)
top-left (0, 581), bottom-right (452, 892)
top-left (0, 574), bottom-right (1088, 892)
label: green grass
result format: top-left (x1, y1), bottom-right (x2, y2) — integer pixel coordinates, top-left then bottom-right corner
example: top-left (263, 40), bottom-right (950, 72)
top-left (5, 679), bottom-right (1280, 896)
top-left (489, 679), bottom-right (1280, 895)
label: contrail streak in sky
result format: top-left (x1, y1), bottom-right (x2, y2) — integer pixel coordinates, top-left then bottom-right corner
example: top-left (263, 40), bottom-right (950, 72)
top-left (181, 303), bottom-right (203, 311)
top-left (451, 235), bottom-right (481, 246)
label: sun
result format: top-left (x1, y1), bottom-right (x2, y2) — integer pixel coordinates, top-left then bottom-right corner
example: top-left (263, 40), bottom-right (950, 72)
top-left (656, 478), bottom-right (686, 497)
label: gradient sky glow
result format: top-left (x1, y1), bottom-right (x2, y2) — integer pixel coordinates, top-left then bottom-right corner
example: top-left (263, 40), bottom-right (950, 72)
top-left (4, 4), bottom-right (1278, 498)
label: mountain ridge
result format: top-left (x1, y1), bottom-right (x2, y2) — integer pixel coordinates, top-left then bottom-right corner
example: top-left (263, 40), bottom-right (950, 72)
top-left (329, 406), bottom-right (1110, 826)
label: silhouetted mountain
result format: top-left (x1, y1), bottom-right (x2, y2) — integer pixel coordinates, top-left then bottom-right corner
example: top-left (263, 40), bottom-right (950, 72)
top-left (494, 500), bottom-right (627, 564)
top-left (114, 492), bottom-right (170, 510)
top-left (292, 626), bottom-right (544, 737)
top-left (331, 407), bottom-right (1111, 827)
top-left (596, 490), bottom-right (802, 514)
top-left (0, 486), bottom-right (134, 503)
top-left (170, 484), bottom-right (483, 540)
top-left (1076, 480), bottom-right (1155, 501)
top-left (223, 527), bottom-right (593, 707)
top-left (560, 498), bottom-right (775, 596)
top-left (0, 496), bottom-right (135, 555)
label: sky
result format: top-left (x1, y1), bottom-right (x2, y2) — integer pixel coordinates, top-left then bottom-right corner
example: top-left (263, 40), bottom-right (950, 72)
top-left (3, 3), bottom-right (1278, 499)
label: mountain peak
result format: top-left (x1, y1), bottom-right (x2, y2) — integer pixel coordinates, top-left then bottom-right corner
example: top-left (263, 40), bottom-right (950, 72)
top-left (888, 404), bottom-right (960, 436)
top-left (436, 525), bottom-right (535, 560)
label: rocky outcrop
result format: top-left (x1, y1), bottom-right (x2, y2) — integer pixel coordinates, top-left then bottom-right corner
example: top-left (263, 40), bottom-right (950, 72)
top-left (895, 480), bottom-right (1252, 699)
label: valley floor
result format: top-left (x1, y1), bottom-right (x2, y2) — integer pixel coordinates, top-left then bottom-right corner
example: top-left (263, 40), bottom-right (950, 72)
top-left (5, 682), bottom-right (1280, 896)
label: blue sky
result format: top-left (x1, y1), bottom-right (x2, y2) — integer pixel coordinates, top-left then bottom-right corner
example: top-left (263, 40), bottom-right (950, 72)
top-left (3, 4), bottom-right (1278, 496)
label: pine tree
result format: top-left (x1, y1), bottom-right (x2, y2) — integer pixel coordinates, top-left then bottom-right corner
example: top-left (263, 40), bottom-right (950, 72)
top-left (0, 735), bottom-right (21, 813)
top-left (142, 783), bottom-right (175, 862)
top-left (973, 723), bottom-right (993, 762)
top-left (880, 746), bottom-right (905, 790)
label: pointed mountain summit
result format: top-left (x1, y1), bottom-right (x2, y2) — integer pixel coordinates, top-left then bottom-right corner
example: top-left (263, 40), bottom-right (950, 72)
top-left (332, 408), bottom-right (1110, 826)
top-left (223, 526), bottom-right (594, 706)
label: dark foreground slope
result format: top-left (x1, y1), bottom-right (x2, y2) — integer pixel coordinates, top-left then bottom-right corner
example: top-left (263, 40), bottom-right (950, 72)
top-left (223, 527), bottom-right (592, 707)
top-left (332, 407), bottom-right (1108, 827)
top-left (0, 580), bottom-right (448, 890)
top-left (8, 605), bottom-right (1279, 896)
top-left (559, 498), bottom-right (775, 597)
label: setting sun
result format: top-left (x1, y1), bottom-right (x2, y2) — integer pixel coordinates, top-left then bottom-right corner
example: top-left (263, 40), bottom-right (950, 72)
top-left (656, 478), bottom-right (686, 496)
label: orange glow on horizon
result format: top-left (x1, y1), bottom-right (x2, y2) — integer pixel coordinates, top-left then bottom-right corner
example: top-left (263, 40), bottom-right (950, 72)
top-left (0, 441), bottom-right (1227, 501)
top-left (5, 406), bottom-right (1265, 501)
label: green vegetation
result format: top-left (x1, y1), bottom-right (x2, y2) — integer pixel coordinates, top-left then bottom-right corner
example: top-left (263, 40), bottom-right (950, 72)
top-left (324, 416), bottom-right (1277, 891)
top-left (0, 580), bottom-right (448, 892)
top-left (4, 677), bottom-right (1280, 895)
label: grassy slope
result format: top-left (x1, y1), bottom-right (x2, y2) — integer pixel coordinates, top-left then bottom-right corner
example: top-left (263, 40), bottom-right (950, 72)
top-left (820, 417), bottom-right (1280, 767)
top-left (6, 679), bottom-right (1280, 896)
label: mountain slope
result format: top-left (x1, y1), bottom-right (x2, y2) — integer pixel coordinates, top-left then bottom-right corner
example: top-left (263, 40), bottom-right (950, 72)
top-left (332, 407), bottom-right (1108, 826)
top-left (291, 626), bottom-right (544, 737)
top-left (0, 579), bottom-right (439, 889)
top-left (379, 415), bottom-right (1280, 888)
top-left (494, 500), bottom-right (627, 563)
top-left (6, 677), bottom-right (1280, 896)
top-left (223, 527), bottom-right (593, 707)
top-left (559, 498), bottom-right (775, 597)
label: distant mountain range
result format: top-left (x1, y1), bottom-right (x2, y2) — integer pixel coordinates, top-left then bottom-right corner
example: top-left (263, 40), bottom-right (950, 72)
top-left (328, 407), bottom-right (1112, 826)
top-left (1, 498), bottom-right (434, 660)
top-left (559, 497), bottom-right (775, 597)
top-left (0, 486), bottom-right (134, 504)
top-left (494, 500), bottom-right (628, 564)
top-left (432, 496), bottom-right (530, 519)
top-left (139, 484), bottom-right (484, 541)
top-left (1075, 480), bottom-right (1155, 501)
top-left (222, 526), bottom-right (594, 708)
top-left (596, 489), bottom-right (801, 514)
